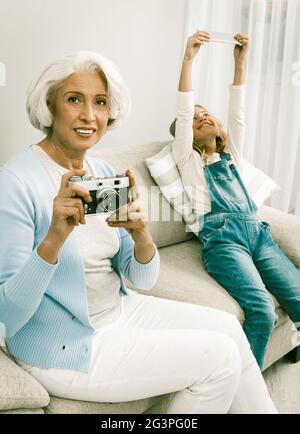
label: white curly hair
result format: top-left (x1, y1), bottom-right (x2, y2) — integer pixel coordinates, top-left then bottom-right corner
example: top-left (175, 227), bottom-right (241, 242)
top-left (26, 51), bottom-right (131, 134)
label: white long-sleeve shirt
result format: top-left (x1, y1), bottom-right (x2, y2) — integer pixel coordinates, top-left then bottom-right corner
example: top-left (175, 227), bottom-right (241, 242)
top-left (171, 85), bottom-right (245, 215)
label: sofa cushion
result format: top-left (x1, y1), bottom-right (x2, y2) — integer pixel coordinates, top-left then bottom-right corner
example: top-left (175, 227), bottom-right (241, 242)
top-left (263, 317), bottom-right (295, 370)
top-left (258, 205), bottom-right (300, 267)
top-left (89, 142), bottom-right (194, 248)
top-left (145, 142), bottom-right (199, 232)
top-left (0, 408), bottom-right (45, 414)
top-left (0, 349), bottom-right (50, 411)
top-left (45, 394), bottom-right (168, 414)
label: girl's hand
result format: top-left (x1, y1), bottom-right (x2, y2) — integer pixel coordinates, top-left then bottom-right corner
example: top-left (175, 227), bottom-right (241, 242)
top-left (234, 34), bottom-right (249, 65)
top-left (184, 31), bottom-right (210, 61)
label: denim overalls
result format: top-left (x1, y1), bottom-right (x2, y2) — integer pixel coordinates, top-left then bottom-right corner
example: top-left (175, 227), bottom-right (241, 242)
top-left (198, 152), bottom-right (300, 369)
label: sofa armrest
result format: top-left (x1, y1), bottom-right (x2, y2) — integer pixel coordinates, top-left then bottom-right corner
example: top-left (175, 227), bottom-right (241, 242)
top-left (0, 348), bottom-right (50, 411)
top-left (258, 205), bottom-right (300, 267)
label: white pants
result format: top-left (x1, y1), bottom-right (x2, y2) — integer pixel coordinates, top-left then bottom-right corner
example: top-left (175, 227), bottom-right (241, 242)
top-left (20, 291), bottom-right (277, 414)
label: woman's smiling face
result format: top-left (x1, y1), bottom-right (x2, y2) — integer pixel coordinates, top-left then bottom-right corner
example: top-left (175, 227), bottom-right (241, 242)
top-left (48, 69), bottom-right (109, 153)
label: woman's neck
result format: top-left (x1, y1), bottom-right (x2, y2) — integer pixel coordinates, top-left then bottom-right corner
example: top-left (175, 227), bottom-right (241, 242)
top-left (38, 137), bottom-right (85, 170)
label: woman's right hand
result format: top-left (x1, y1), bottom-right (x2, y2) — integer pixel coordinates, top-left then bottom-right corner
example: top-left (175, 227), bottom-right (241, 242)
top-left (38, 169), bottom-right (92, 264)
top-left (184, 31), bottom-right (210, 61)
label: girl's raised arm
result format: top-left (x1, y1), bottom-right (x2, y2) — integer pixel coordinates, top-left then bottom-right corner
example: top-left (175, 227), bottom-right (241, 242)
top-left (172, 32), bottom-right (210, 165)
top-left (228, 34), bottom-right (249, 162)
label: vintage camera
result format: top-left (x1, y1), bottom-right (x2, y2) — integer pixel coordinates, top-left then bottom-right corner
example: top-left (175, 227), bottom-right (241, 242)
top-left (68, 175), bottom-right (131, 214)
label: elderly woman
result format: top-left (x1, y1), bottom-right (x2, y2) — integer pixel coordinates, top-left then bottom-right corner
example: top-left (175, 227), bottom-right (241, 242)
top-left (0, 52), bottom-right (276, 413)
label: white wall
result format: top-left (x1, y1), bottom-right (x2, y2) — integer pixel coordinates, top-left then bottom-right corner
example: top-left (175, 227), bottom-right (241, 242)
top-left (0, 0), bottom-right (187, 164)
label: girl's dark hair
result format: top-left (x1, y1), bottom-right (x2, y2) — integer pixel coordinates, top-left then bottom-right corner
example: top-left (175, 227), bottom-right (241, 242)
top-left (169, 104), bottom-right (228, 153)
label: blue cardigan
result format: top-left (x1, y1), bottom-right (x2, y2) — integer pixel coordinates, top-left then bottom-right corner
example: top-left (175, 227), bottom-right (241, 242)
top-left (0, 146), bottom-right (160, 372)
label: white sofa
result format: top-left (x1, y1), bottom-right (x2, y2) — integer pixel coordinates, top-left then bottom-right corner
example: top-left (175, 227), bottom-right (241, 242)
top-left (1, 141), bottom-right (300, 414)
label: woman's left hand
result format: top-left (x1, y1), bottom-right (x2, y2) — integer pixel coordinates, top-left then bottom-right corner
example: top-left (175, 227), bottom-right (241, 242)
top-left (106, 169), bottom-right (155, 263)
top-left (234, 33), bottom-right (249, 65)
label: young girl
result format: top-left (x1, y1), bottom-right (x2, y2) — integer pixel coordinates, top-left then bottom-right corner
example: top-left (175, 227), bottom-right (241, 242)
top-left (171, 31), bottom-right (300, 369)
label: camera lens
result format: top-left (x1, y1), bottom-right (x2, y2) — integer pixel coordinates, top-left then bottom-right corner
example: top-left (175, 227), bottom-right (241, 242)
top-left (96, 188), bottom-right (120, 212)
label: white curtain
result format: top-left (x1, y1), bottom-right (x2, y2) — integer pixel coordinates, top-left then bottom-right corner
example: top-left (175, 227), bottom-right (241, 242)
top-left (0, 62), bottom-right (6, 87)
top-left (186, 0), bottom-right (300, 215)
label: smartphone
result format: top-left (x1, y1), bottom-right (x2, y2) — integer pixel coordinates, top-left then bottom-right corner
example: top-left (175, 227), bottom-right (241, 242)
top-left (210, 32), bottom-right (242, 46)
